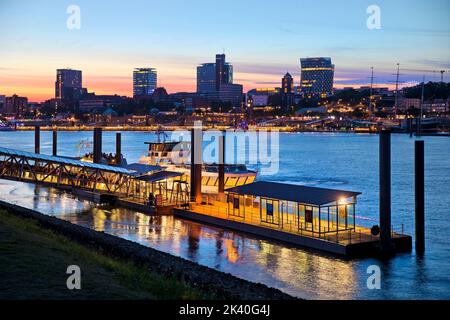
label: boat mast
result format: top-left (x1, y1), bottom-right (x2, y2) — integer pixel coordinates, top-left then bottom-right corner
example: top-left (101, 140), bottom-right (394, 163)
top-left (419, 75), bottom-right (425, 136)
top-left (394, 63), bottom-right (400, 116)
top-left (369, 67), bottom-right (374, 113)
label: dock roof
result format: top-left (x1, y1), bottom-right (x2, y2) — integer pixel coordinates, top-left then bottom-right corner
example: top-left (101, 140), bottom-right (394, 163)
top-left (0, 147), bottom-right (132, 174)
top-left (226, 181), bottom-right (361, 206)
top-left (135, 171), bottom-right (182, 182)
top-left (124, 163), bottom-right (162, 174)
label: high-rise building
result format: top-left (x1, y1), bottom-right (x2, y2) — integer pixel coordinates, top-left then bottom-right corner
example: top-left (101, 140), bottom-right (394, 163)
top-left (0, 95), bottom-right (5, 114)
top-left (133, 68), bottom-right (157, 97)
top-left (5, 94), bottom-right (28, 116)
top-left (55, 69), bottom-right (82, 100)
top-left (197, 54), bottom-right (233, 93)
top-left (300, 57), bottom-right (334, 98)
top-left (282, 72), bottom-right (294, 94)
top-left (197, 63), bottom-right (216, 93)
top-left (215, 54), bottom-right (232, 90)
top-left (281, 72), bottom-right (295, 113)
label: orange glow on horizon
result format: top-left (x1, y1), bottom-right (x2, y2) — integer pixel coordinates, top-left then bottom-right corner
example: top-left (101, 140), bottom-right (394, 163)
top-left (1, 71), bottom-right (405, 102)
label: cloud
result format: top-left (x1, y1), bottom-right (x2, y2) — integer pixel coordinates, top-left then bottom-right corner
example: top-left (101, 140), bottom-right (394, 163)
top-left (409, 59), bottom-right (450, 70)
top-left (0, 67), bottom-right (22, 71)
top-left (388, 27), bottom-right (450, 38)
top-left (252, 81), bottom-right (284, 85)
top-left (235, 62), bottom-right (299, 76)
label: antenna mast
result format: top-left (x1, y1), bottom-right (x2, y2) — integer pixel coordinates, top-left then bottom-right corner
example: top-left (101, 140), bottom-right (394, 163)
top-left (394, 63), bottom-right (400, 116)
top-left (369, 67), bottom-right (374, 112)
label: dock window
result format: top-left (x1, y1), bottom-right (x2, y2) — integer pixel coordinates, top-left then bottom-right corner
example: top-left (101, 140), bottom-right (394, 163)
top-left (305, 208), bottom-right (313, 223)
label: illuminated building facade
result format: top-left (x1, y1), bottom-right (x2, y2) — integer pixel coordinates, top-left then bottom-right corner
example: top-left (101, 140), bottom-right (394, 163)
top-left (133, 68), bottom-right (157, 97)
top-left (55, 69), bottom-right (82, 100)
top-left (282, 72), bottom-right (294, 94)
top-left (246, 88), bottom-right (280, 108)
top-left (281, 72), bottom-right (295, 113)
top-left (246, 88), bottom-right (280, 98)
top-left (300, 57), bottom-right (334, 98)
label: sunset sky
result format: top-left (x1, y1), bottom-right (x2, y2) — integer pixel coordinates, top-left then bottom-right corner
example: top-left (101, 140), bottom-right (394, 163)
top-left (1, 0), bottom-right (449, 102)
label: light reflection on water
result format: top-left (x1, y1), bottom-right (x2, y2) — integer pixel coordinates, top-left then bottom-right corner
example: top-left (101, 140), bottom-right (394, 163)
top-left (0, 179), bottom-right (446, 300)
top-left (0, 131), bottom-right (449, 299)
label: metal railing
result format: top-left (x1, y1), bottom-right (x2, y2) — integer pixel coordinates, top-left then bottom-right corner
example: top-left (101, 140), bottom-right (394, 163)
top-left (184, 203), bottom-right (388, 245)
top-left (391, 224), bottom-right (405, 237)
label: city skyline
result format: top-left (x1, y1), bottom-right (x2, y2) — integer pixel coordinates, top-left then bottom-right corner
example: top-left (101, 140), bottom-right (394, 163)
top-left (1, 0), bottom-right (449, 102)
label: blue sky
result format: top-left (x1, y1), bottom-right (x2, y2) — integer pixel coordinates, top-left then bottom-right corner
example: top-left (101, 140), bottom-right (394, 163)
top-left (0, 0), bottom-right (449, 101)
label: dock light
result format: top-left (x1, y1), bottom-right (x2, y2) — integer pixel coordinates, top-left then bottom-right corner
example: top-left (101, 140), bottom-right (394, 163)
top-left (338, 197), bottom-right (349, 205)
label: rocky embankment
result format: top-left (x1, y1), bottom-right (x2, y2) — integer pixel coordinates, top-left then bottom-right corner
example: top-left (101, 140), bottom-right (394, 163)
top-left (0, 200), bottom-right (294, 300)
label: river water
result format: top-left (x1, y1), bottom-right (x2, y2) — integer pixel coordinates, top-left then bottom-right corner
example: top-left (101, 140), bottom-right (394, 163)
top-left (0, 131), bottom-right (449, 299)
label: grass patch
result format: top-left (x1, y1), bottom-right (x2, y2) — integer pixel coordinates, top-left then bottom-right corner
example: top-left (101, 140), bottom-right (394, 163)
top-left (0, 209), bottom-right (213, 300)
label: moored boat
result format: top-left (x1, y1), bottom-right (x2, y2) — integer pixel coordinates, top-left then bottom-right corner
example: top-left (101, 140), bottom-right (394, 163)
top-left (140, 141), bottom-right (257, 193)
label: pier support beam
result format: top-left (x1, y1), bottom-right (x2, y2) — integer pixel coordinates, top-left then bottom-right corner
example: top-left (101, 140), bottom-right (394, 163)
top-left (115, 132), bottom-right (122, 165)
top-left (218, 130), bottom-right (225, 199)
top-left (190, 126), bottom-right (203, 204)
top-left (415, 140), bottom-right (425, 253)
top-left (34, 126), bottom-right (40, 154)
top-left (379, 129), bottom-right (392, 253)
top-left (52, 129), bottom-right (58, 156)
top-left (93, 127), bottom-right (102, 164)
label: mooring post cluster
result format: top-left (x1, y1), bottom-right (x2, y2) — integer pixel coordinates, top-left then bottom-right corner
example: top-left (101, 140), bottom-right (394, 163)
top-left (26, 124), bottom-right (425, 257)
top-left (379, 129), bottom-right (425, 254)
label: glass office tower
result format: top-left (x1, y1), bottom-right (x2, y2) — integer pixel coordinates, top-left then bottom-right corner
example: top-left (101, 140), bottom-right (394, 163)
top-left (55, 69), bottom-right (82, 100)
top-left (300, 57), bottom-right (334, 98)
top-left (197, 54), bottom-right (233, 93)
top-left (197, 63), bottom-right (216, 93)
top-left (133, 68), bottom-right (157, 97)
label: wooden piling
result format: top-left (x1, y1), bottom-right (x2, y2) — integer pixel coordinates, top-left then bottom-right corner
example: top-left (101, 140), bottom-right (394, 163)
top-left (415, 140), bottom-right (425, 253)
top-left (93, 128), bottom-right (102, 164)
top-left (115, 132), bottom-right (121, 165)
top-left (379, 129), bottom-right (392, 252)
top-left (52, 129), bottom-right (57, 156)
top-left (34, 126), bottom-right (40, 154)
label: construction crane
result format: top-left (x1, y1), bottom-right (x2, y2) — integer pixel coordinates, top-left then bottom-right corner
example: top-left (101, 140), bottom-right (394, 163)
top-left (402, 68), bottom-right (449, 82)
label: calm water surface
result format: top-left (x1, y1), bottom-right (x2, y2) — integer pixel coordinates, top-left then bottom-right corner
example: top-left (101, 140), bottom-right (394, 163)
top-left (0, 131), bottom-right (449, 299)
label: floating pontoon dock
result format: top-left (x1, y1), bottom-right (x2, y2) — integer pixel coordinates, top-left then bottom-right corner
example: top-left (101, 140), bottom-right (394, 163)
top-left (174, 181), bottom-right (412, 257)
